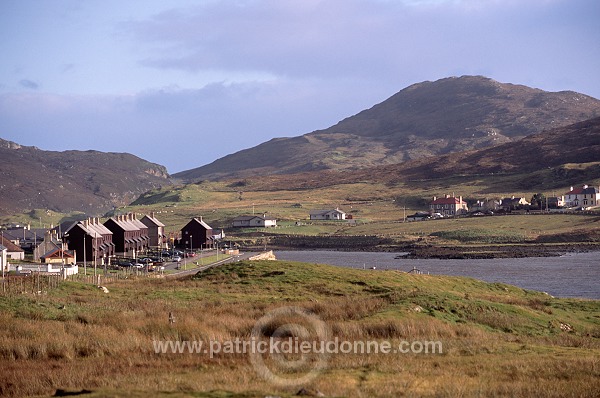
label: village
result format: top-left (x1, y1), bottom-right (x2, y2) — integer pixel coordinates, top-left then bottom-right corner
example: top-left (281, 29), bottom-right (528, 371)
top-left (0, 184), bottom-right (598, 279)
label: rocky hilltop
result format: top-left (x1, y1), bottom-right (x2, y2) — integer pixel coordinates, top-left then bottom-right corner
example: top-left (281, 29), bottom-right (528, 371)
top-left (174, 76), bottom-right (600, 181)
top-left (0, 139), bottom-right (171, 215)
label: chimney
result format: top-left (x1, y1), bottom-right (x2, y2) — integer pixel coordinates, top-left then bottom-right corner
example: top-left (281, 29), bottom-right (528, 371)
top-left (570, 187), bottom-right (574, 192)
top-left (445, 194), bottom-right (450, 199)
top-left (459, 196), bottom-right (463, 204)
top-left (433, 196), bottom-right (437, 201)
top-left (151, 212), bottom-right (155, 219)
top-left (511, 195), bottom-right (515, 199)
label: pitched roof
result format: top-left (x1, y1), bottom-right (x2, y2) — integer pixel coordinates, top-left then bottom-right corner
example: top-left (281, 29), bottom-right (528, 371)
top-left (431, 197), bottom-right (462, 205)
top-left (41, 246), bottom-right (75, 259)
top-left (184, 218), bottom-right (212, 230)
top-left (0, 235), bottom-right (25, 252)
top-left (140, 214), bottom-right (165, 227)
top-left (106, 217), bottom-right (139, 232)
top-left (566, 186), bottom-right (599, 195)
top-left (309, 209), bottom-right (345, 215)
top-left (233, 215), bottom-right (276, 222)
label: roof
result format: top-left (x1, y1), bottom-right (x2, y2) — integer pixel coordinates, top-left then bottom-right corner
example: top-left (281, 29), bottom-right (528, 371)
top-left (2, 227), bottom-right (47, 241)
top-left (309, 209), bottom-right (345, 215)
top-left (140, 214), bottom-right (165, 227)
top-left (106, 217), bottom-right (139, 232)
top-left (183, 218), bottom-right (213, 230)
top-left (431, 197), bottom-right (462, 205)
top-left (0, 235), bottom-right (25, 252)
top-left (566, 186), bottom-right (599, 195)
top-left (41, 246), bottom-right (75, 259)
top-left (65, 221), bottom-right (112, 238)
top-left (233, 215), bottom-right (277, 222)
top-left (502, 197), bottom-right (528, 204)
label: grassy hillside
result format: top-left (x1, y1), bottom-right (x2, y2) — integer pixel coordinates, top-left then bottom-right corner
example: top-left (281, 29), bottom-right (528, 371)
top-left (0, 260), bottom-right (598, 397)
top-left (174, 76), bottom-right (600, 181)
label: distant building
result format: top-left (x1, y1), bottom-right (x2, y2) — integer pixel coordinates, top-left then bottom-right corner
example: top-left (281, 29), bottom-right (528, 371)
top-left (232, 215), bottom-right (277, 228)
top-left (104, 214), bottom-right (148, 257)
top-left (500, 196), bottom-right (530, 211)
top-left (0, 244), bottom-right (7, 273)
top-left (0, 234), bottom-right (25, 260)
top-left (180, 217), bottom-right (213, 250)
top-left (64, 218), bottom-right (115, 264)
top-left (406, 212), bottom-right (431, 222)
top-left (564, 185), bottom-right (600, 208)
top-left (470, 199), bottom-right (501, 212)
top-left (429, 195), bottom-right (468, 216)
top-left (140, 213), bottom-right (166, 248)
top-left (547, 196), bottom-right (565, 209)
top-left (40, 246), bottom-right (75, 265)
top-left (309, 208), bottom-right (346, 220)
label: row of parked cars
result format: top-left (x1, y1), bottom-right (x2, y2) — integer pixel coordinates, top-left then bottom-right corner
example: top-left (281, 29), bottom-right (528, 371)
top-left (112, 249), bottom-right (196, 270)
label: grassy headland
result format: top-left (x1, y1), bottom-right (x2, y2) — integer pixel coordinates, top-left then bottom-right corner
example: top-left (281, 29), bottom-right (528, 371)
top-left (0, 260), bottom-right (598, 397)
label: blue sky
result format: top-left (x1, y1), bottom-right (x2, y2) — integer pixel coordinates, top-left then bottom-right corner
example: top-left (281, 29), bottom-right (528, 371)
top-left (1, 0), bottom-right (599, 173)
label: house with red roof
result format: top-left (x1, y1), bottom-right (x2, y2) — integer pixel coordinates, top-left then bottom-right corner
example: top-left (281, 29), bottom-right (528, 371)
top-left (564, 185), bottom-right (600, 209)
top-left (429, 195), bottom-right (468, 216)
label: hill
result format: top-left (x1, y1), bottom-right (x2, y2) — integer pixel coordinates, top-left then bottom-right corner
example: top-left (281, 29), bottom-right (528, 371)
top-left (218, 116), bottom-right (600, 192)
top-left (174, 75), bottom-right (600, 181)
top-left (0, 138), bottom-right (171, 215)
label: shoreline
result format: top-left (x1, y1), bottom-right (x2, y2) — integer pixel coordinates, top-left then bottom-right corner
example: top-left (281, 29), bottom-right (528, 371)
top-left (259, 242), bottom-right (600, 259)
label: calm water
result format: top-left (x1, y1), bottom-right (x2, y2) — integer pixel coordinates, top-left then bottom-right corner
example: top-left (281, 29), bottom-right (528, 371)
top-left (275, 250), bottom-right (600, 299)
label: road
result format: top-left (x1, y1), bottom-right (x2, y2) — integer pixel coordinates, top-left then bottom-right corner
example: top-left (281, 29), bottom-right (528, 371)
top-left (164, 251), bottom-right (255, 279)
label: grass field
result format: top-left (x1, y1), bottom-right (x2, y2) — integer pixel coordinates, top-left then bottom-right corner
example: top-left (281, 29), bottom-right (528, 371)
top-left (0, 260), bottom-right (598, 397)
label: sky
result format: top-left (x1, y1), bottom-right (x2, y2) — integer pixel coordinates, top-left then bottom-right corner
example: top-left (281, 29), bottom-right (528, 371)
top-left (1, 0), bottom-right (599, 174)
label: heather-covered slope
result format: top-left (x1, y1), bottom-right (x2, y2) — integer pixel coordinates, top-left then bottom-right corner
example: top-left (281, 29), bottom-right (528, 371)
top-left (175, 76), bottom-right (600, 181)
top-left (0, 139), bottom-right (171, 215)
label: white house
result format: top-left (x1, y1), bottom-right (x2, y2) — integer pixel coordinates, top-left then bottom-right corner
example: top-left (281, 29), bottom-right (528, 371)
top-left (232, 215), bottom-right (277, 228)
top-left (564, 185), bottom-right (600, 208)
top-left (0, 234), bottom-right (25, 260)
top-left (309, 208), bottom-right (346, 220)
top-left (0, 244), bottom-right (7, 274)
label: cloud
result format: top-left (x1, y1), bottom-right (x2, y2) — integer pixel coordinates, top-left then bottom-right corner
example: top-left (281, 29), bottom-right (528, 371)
top-left (121, 0), bottom-right (600, 88)
top-left (0, 78), bottom-right (381, 173)
top-left (19, 79), bottom-right (40, 90)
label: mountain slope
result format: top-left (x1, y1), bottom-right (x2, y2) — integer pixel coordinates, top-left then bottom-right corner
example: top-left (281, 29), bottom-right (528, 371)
top-left (0, 139), bottom-right (171, 215)
top-left (174, 76), bottom-right (600, 181)
top-left (227, 116), bottom-right (600, 192)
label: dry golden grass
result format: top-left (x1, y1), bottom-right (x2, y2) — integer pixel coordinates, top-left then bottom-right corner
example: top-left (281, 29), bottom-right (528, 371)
top-left (0, 260), bottom-right (598, 397)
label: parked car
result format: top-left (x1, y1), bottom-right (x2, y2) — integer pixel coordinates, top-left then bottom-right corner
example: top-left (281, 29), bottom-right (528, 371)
top-left (171, 256), bottom-right (182, 262)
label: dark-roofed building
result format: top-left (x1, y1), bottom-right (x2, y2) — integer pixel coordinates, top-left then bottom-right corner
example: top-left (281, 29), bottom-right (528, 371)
top-left (500, 196), bottom-right (530, 211)
top-left (2, 225), bottom-right (46, 253)
top-left (104, 214), bottom-right (147, 257)
top-left (140, 212), bottom-right (166, 248)
top-left (564, 185), bottom-right (600, 208)
top-left (64, 218), bottom-right (114, 264)
top-left (232, 215), bottom-right (277, 228)
top-left (180, 217), bottom-right (213, 250)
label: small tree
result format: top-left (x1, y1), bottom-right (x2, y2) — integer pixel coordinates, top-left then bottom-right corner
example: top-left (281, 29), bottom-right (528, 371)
top-left (530, 193), bottom-right (546, 210)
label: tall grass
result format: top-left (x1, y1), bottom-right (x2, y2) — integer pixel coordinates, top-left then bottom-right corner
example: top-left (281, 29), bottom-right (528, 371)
top-left (0, 260), bottom-right (598, 397)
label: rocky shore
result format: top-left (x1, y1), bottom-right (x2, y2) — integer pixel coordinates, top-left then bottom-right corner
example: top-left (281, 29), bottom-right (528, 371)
top-left (260, 234), bottom-right (600, 259)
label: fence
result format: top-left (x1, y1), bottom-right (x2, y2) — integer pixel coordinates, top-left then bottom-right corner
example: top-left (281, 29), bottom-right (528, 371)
top-left (0, 273), bottom-right (62, 296)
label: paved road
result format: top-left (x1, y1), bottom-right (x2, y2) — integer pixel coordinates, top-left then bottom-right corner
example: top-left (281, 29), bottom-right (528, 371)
top-left (165, 251), bottom-right (255, 279)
